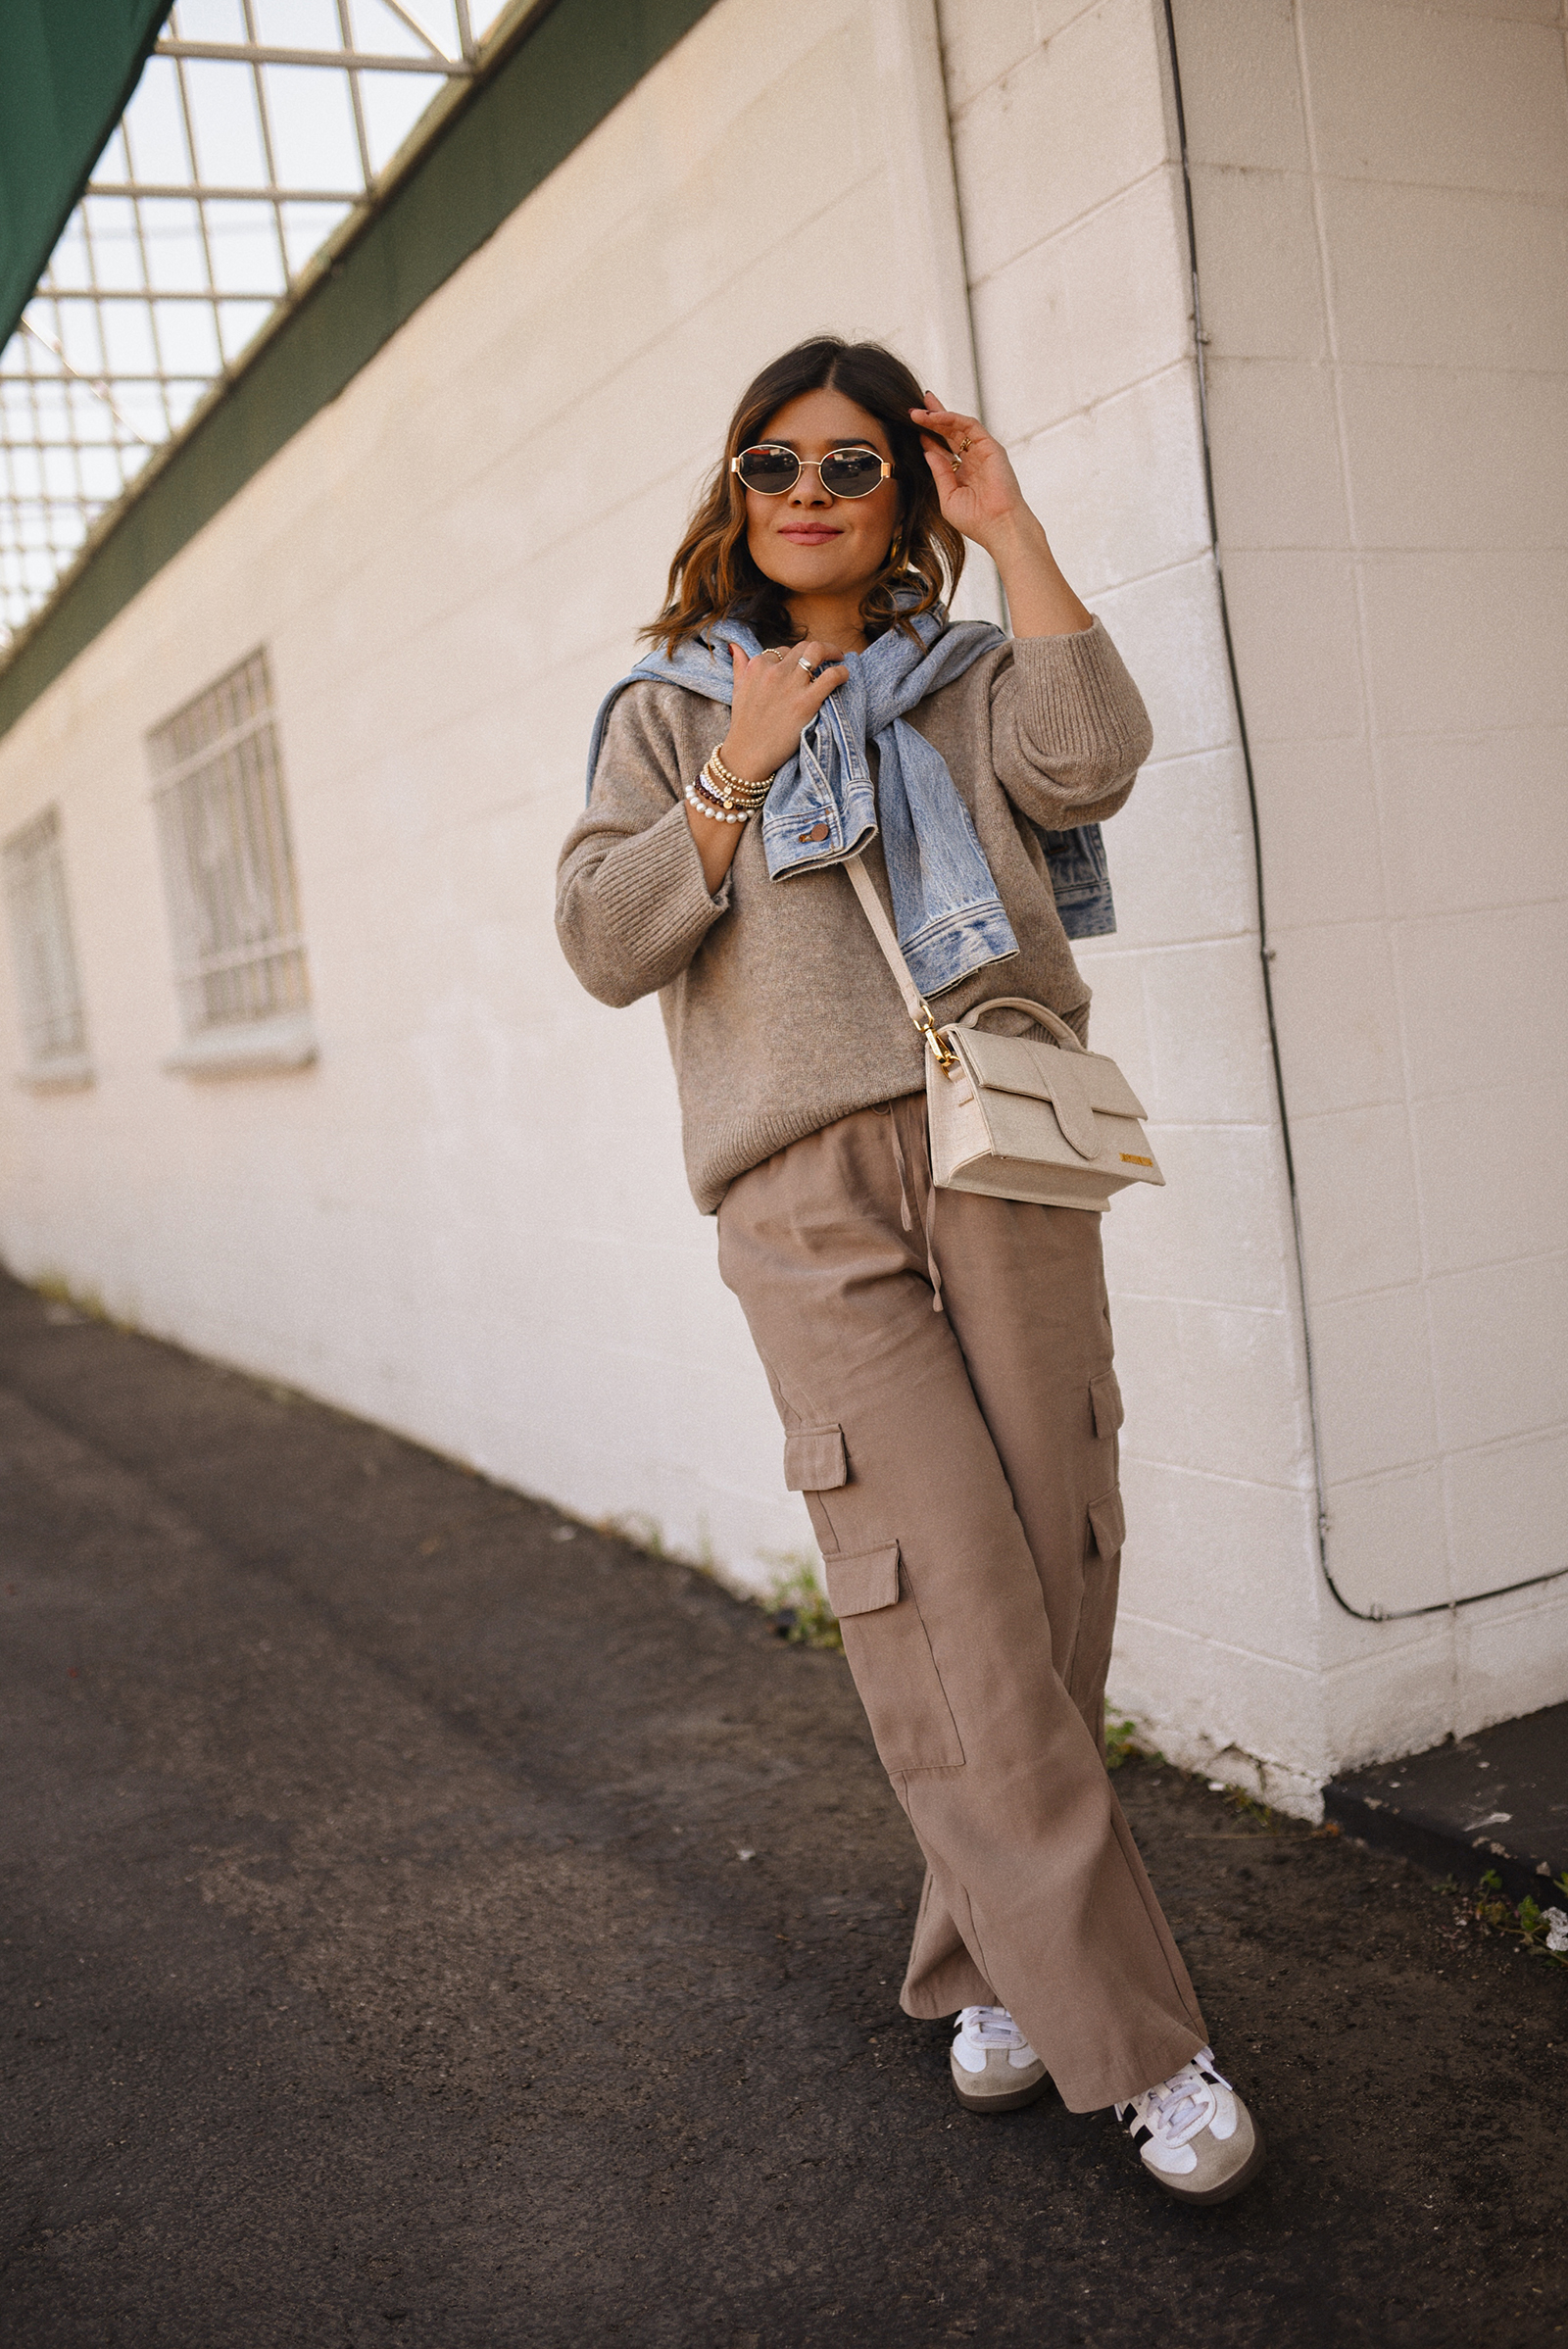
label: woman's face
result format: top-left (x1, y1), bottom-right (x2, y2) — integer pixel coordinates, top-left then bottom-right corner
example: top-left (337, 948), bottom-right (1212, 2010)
top-left (742, 386), bottom-right (901, 604)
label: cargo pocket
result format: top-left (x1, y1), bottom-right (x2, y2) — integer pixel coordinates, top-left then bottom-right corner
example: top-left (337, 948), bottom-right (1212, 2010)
top-left (823, 1542), bottom-right (965, 1777)
top-left (1087, 1489), bottom-right (1126, 1560)
top-left (783, 1424), bottom-right (847, 1493)
top-left (1090, 1368), bottom-right (1124, 1440)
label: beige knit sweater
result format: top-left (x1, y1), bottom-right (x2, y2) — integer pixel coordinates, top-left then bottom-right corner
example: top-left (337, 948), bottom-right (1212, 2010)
top-left (556, 619), bottom-right (1152, 1212)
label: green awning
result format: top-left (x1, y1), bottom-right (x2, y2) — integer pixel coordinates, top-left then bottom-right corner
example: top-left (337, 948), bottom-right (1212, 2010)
top-left (0, 0), bottom-right (174, 347)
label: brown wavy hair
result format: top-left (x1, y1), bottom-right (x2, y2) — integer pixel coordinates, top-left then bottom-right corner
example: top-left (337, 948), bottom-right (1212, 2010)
top-left (642, 337), bottom-right (966, 655)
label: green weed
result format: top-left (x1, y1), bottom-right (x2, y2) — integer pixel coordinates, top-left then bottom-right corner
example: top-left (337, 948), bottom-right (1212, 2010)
top-left (1471, 1869), bottom-right (1568, 1969)
top-left (1221, 1785), bottom-right (1286, 1835)
top-left (761, 1556), bottom-right (843, 1652)
top-left (597, 1509), bottom-right (667, 1558)
top-left (34, 1273), bottom-right (112, 1323)
top-left (1104, 1712), bottom-right (1156, 1771)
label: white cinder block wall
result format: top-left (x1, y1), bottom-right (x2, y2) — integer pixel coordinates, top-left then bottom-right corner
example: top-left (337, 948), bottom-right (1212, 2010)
top-left (0, 0), bottom-right (1003, 1592)
top-left (940, 0), bottom-right (1332, 1810)
top-left (0, 0), bottom-right (1562, 1810)
top-left (1172, 0), bottom-right (1568, 1757)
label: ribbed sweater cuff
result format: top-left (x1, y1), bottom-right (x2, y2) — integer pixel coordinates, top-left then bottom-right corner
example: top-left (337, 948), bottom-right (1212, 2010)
top-left (592, 802), bottom-right (728, 969)
top-left (1015, 617), bottom-right (1151, 762)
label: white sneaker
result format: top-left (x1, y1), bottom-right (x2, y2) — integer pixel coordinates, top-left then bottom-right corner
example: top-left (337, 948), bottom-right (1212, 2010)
top-left (950, 2004), bottom-right (1050, 2113)
top-left (1114, 2049), bottom-right (1266, 2204)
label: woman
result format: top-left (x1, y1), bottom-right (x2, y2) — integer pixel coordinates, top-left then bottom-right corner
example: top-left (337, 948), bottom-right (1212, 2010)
top-left (556, 338), bottom-right (1263, 2205)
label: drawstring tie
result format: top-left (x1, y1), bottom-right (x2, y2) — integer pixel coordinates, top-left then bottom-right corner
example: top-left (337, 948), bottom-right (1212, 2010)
top-left (888, 1103), bottom-right (945, 1314)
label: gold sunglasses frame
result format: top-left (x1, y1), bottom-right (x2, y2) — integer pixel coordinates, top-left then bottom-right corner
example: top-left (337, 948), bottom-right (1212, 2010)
top-left (730, 444), bottom-right (894, 499)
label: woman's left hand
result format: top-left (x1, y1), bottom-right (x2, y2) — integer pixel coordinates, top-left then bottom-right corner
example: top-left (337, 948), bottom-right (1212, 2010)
top-left (910, 398), bottom-right (1032, 556)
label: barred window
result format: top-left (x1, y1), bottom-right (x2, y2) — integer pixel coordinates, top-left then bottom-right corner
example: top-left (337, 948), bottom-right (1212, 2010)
top-left (3, 807), bottom-right (89, 1074)
top-left (150, 650), bottom-right (311, 1036)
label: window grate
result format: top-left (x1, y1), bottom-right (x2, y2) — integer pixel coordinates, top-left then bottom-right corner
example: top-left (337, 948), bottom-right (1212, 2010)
top-left (2, 807), bottom-right (88, 1068)
top-left (150, 648), bottom-right (310, 1034)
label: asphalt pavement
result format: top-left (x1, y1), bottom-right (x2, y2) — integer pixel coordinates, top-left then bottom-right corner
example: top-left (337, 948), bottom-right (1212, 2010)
top-left (1, 1271), bottom-right (1563, 2347)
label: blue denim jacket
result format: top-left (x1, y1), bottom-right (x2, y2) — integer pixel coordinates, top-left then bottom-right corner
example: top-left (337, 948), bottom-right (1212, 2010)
top-left (584, 615), bottom-right (1115, 985)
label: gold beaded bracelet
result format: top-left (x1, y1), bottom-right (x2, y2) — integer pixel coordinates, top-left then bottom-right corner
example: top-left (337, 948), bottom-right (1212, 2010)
top-left (707, 746), bottom-right (775, 797)
top-left (699, 759), bottom-right (769, 811)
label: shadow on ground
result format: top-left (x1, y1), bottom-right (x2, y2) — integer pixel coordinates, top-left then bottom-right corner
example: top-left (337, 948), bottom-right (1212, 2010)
top-left (0, 1275), bottom-right (1562, 2347)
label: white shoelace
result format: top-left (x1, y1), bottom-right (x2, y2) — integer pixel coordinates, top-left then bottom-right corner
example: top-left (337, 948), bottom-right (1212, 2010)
top-left (1134, 2049), bottom-right (1230, 2147)
top-left (956, 2003), bottom-right (1028, 2048)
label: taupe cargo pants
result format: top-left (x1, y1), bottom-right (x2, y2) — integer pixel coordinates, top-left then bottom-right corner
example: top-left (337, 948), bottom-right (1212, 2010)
top-left (718, 1094), bottom-right (1206, 2113)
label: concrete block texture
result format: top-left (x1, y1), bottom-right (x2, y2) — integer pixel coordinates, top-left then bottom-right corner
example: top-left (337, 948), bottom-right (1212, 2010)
top-left (1318, 179), bottom-right (1568, 371)
top-left (1445, 1426), bottom-right (1568, 1603)
top-left (969, 170), bottom-right (1194, 443)
top-left (1288, 1103), bottom-right (1425, 1305)
top-left (1, 0), bottom-right (1559, 1826)
top-left (1297, 0), bottom-right (1568, 198)
top-left (947, 0), bottom-right (1171, 281)
top-left (1318, 1461), bottom-right (1451, 1621)
top-left (1178, 0), bottom-right (1568, 1751)
top-left (1186, 164), bottom-right (1326, 363)
top-left (1250, 735), bottom-right (1386, 931)
top-left (0, 0), bottom-right (1004, 1601)
top-left (1202, 358), bottom-right (1349, 549)
top-left (1376, 728), bottom-right (1568, 919)
top-left (1411, 1081), bottom-right (1568, 1278)
top-left (1108, 1609), bottom-right (1330, 1818)
top-left (1165, 0), bottom-right (1308, 173)
top-left (1013, 367), bottom-right (1212, 596)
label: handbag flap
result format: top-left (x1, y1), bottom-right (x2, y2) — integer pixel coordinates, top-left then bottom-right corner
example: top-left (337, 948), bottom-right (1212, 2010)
top-left (949, 1026), bottom-right (1148, 1129)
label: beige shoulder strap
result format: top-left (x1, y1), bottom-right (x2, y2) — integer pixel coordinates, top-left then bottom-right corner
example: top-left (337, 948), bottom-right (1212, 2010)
top-left (843, 854), bottom-right (954, 1067)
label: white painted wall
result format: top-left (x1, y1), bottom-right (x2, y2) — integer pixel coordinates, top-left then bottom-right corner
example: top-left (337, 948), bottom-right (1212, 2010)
top-left (0, 0), bottom-right (1561, 1808)
top-left (940, 0), bottom-right (1332, 1811)
top-left (0, 0), bottom-right (988, 1588)
top-left (1173, 0), bottom-right (1568, 1757)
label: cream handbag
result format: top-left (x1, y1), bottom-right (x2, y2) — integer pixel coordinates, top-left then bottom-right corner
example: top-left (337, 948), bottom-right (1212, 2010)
top-left (846, 856), bottom-right (1164, 1213)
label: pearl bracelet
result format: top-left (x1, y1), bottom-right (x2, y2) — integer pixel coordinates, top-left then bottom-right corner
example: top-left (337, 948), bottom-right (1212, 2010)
top-left (684, 776), bottom-right (749, 825)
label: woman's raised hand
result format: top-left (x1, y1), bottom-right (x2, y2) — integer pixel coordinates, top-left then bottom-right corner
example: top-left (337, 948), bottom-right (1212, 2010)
top-left (911, 393), bottom-right (1093, 638)
top-left (909, 397), bottom-right (1032, 556)
top-left (719, 640), bottom-right (848, 783)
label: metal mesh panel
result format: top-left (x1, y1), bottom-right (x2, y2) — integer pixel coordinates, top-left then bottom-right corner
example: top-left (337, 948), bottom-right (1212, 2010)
top-left (2, 0), bottom-right (497, 646)
top-left (150, 646), bottom-right (310, 1031)
top-left (2, 805), bottom-right (89, 1065)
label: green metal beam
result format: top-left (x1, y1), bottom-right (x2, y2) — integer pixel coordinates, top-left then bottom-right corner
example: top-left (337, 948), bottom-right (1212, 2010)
top-left (0, 0), bottom-right (175, 348)
top-left (0, 0), bottom-right (719, 743)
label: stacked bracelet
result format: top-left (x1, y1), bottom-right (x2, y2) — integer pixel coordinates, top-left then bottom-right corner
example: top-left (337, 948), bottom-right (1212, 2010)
top-left (684, 776), bottom-right (749, 824)
top-left (707, 747), bottom-right (774, 799)
top-left (684, 752), bottom-right (774, 825)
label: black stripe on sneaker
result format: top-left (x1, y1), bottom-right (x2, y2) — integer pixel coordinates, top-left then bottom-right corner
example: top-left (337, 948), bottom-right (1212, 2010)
top-left (1132, 2125), bottom-right (1152, 2148)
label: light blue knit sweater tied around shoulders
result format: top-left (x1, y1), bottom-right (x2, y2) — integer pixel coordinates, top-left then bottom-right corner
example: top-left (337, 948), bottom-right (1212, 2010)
top-left (584, 605), bottom-right (1114, 999)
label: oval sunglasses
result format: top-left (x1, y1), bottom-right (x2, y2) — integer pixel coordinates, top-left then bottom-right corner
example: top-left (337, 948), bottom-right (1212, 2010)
top-left (730, 443), bottom-right (893, 499)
